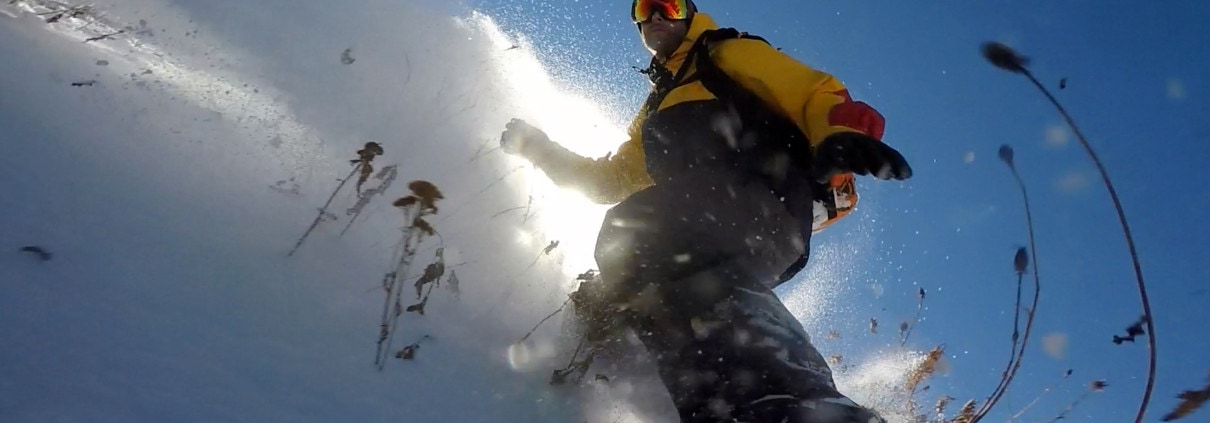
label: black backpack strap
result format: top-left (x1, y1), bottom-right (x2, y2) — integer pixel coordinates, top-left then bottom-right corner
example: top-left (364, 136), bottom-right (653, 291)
top-left (689, 28), bottom-right (773, 107)
top-left (639, 28), bottom-right (761, 117)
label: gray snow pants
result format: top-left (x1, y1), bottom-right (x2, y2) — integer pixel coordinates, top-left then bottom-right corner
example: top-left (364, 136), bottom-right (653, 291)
top-left (593, 172), bottom-right (885, 423)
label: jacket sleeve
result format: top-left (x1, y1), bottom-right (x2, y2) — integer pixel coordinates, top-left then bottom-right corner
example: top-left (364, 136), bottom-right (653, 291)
top-left (521, 115), bottom-right (653, 204)
top-left (711, 38), bottom-right (886, 147)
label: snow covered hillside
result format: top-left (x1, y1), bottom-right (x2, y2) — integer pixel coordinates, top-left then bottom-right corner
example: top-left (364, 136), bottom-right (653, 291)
top-left (0, 1), bottom-right (924, 422)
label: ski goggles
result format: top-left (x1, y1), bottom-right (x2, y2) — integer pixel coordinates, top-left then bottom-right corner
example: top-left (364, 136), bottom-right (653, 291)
top-left (631, 0), bottom-right (690, 23)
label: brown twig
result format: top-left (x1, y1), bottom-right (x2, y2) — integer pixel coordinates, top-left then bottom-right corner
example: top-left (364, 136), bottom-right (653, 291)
top-left (971, 146), bottom-right (1042, 422)
top-left (982, 42), bottom-right (1155, 422)
top-left (288, 164), bottom-right (360, 256)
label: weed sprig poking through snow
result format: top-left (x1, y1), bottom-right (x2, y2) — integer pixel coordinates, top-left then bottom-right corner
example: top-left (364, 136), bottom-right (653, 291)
top-left (288, 142), bottom-right (385, 257)
top-left (978, 41), bottom-right (1159, 423)
top-left (374, 180), bottom-right (448, 370)
top-left (341, 164), bottom-right (399, 236)
top-left (897, 42), bottom-right (1165, 423)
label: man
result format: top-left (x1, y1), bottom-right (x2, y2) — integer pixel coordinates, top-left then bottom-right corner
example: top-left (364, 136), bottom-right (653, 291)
top-left (499, 0), bottom-right (911, 421)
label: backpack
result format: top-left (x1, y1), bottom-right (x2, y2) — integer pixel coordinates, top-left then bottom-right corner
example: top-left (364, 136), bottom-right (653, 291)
top-left (642, 27), bottom-right (860, 235)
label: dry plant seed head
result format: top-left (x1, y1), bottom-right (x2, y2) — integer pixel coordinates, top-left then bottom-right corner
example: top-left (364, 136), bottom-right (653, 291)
top-left (1014, 247), bottom-right (1029, 275)
top-left (1161, 378), bottom-right (1210, 422)
top-left (953, 400), bottom-right (978, 423)
top-left (827, 330), bottom-right (841, 340)
top-left (352, 142), bottom-right (385, 190)
top-left (869, 318), bottom-right (878, 334)
top-left (981, 42), bottom-right (1029, 74)
top-left (999, 144), bottom-right (1015, 167)
top-left (906, 345), bottom-right (946, 392)
top-left (408, 180), bottom-right (444, 213)
top-left (359, 141), bottom-right (384, 158)
top-left (935, 395), bottom-right (954, 417)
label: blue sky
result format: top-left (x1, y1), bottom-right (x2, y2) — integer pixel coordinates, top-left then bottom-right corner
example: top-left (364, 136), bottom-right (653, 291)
top-left (463, 0), bottom-right (1210, 421)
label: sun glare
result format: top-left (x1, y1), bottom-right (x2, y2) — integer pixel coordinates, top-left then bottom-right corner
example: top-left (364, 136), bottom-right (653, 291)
top-left (472, 12), bottom-right (630, 278)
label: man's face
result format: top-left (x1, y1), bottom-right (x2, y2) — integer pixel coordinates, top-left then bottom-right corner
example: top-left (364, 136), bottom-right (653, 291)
top-left (639, 13), bottom-right (689, 59)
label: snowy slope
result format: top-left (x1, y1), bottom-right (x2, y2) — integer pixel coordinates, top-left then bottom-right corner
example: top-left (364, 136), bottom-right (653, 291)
top-left (0, 1), bottom-right (922, 422)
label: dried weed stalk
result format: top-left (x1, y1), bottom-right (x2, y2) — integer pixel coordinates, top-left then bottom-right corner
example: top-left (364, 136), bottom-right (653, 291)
top-left (1161, 373), bottom-right (1210, 422)
top-left (288, 142), bottom-right (384, 256)
top-left (373, 180), bottom-right (444, 370)
top-left (1044, 380), bottom-right (1108, 423)
top-left (1010, 369), bottom-right (1073, 421)
top-left (900, 288), bottom-right (927, 346)
top-left (967, 145), bottom-right (1042, 422)
top-left (340, 164), bottom-right (398, 236)
top-left (983, 41), bottom-right (1156, 422)
top-left (951, 400), bottom-right (977, 423)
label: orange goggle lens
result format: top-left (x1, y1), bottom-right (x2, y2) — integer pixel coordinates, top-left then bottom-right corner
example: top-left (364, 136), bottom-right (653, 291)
top-left (631, 0), bottom-right (690, 23)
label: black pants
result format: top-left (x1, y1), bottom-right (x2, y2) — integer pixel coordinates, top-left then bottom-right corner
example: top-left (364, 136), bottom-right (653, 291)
top-left (593, 173), bottom-right (884, 423)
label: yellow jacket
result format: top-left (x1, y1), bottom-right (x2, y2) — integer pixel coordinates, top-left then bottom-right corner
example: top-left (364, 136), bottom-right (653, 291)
top-left (527, 13), bottom-right (874, 208)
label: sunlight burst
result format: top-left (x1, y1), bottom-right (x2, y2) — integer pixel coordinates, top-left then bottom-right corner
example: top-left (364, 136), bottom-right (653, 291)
top-left (472, 12), bottom-right (628, 276)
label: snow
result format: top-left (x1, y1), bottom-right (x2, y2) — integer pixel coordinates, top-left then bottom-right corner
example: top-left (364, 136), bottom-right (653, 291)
top-left (0, 1), bottom-right (603, 421)
top-left (0, 1), bottom-right (924, 422)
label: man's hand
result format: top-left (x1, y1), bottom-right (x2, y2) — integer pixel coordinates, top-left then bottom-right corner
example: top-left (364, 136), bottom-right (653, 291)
top-left (813, 132), bottom-right (912, 182)
top-left (500, 118), bottom-right (551, 156)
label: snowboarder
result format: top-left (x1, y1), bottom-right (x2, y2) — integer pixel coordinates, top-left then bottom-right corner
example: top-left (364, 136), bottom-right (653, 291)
top-left (499, 0), bottom-right (912, 421)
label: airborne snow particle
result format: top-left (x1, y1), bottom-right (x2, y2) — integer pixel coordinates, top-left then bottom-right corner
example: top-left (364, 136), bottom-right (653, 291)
top-left (1167, 78), bottom-right (1186, 100)
top-left (1055, 170), bottom-right (1091, 193)
top-left (962, 151), bottom-right (975, 164)
top-left (1043, 332), bottom-right (1069, 359)
top-left (1045, 124), bottom-right (1069, 148)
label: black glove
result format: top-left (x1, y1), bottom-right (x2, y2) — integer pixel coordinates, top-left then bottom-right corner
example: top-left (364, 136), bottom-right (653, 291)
top-left (812, 132), bottom-right (913, 182)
